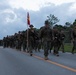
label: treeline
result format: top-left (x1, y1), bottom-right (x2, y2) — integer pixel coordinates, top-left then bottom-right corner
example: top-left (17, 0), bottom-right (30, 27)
top-left (3, 14), bottom-right (76, 43)
top-left (44, 14), bottom-right (76, 43)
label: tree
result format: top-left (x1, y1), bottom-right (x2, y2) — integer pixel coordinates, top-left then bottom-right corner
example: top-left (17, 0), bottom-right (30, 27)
top-left (65, 22), bottom-right (72, 27)
top-left (47, 14), bottom-right (59, 28)
top-left (53, 24), bottom-right (64, 31)
top-left (73, 19), bottom-right (76, 26)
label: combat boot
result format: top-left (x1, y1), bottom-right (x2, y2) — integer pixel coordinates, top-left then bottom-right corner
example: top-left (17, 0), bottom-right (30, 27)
top-left (30, 53), bottom-right (33, 56)
top-left (44, 56), bottom-right (48, 60)
top-left (56, 54), bottom-right (59, 56)
top-left (71, 49), bottom-right (74, 54)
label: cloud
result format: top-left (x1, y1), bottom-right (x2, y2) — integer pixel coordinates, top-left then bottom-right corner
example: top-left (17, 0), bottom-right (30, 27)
top-left (29, 2), bottom-right (76, 27)
top-left (0, 0), bottom-right (76, 39)
top-left (0, 8), bottom-right (26, 39)
top-left (8, 0), bottom-right (76, 11)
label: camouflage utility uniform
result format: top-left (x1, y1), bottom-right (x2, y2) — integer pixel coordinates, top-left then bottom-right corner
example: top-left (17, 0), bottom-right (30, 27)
top-left (39, 20), bottom-right (53, 60)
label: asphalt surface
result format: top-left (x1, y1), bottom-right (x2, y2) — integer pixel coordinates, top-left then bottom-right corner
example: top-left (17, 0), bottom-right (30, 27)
top-left (0, 47), bottom-right (76, 75)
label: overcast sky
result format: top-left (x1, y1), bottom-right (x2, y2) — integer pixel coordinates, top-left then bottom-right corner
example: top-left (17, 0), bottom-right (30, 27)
top-left (0, 0), bottom-right (76, 39)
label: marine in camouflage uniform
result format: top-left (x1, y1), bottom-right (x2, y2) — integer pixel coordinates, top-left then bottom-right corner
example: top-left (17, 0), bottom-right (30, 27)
top-left (53, 27), bottom-right (60, 56)
top-left (21, 31), bottom-right (27, 52)
top-left (59, 30), bottom-right (65, 53)
top-left (27, 24), bottom-right (37, 56)
top-left (3, 37), bottom-right (7, 48)
top-left (34, 32), bottom-right (40, 52)
top-left (39, 20), bottom-right (53, 60)
top-left (71, 25), bottom-right (76, 54)
top-left (17, 31), bottom-right (23, 51)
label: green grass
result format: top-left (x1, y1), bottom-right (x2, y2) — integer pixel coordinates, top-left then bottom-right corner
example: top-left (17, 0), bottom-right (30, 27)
top-left (64, 43), bottom-right (72, 52)
top-left (60, 43), bottom-right (76, 53)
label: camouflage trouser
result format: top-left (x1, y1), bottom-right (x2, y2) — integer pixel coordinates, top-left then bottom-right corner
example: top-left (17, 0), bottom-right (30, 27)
top-left (22, 41), bottom-right (26, 51)
top-left (72, 39), bottom-right (76, 53)
top-left (18, 41), bottom-right (22, 51)
top-left (50, 40), bottom-right (54, 52)
top-left (43, 40), bottom-right (51, 56)
top-left (3, 42), bottom-right (6, 48)
top-left (28, 39), bottom-right (35, 54)
top-left (53, 39), bottom-right (60, 54)
top-left (34, 40), bottom-right (39, 51)
top-left (15, 41), bottom-right (18, 49)
top-left (60, 41), bottom-right (65, 52)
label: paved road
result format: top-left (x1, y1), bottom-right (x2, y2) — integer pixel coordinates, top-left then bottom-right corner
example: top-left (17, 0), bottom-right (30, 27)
top-left (0, 47), bottom-right (76, 75)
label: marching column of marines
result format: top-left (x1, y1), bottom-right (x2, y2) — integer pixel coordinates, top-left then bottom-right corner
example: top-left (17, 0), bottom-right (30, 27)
top-left (2, 20), bottom-right (76, 60)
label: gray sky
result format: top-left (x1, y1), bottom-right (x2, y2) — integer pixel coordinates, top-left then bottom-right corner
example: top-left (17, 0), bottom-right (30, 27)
top-left (0, 0), bottom-right (76, 39)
